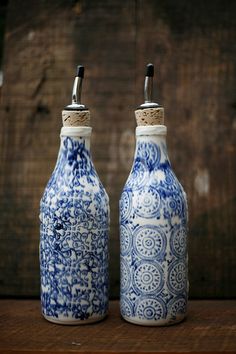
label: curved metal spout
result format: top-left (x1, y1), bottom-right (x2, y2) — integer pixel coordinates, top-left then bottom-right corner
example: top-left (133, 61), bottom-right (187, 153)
top-left (72, 65), bottom-right (84, 105)
top-left (138, 63), bottom-right (160, 109)
top-left (144, 63), bottom-right (154, 103)
top-left (64, 65), bottom-right (88, 111)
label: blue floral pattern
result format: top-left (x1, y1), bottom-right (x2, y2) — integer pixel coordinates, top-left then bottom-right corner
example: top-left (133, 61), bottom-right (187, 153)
top-left (120, 133), bottom-right (188, 325)
top-left (40, 134), bottom-right (109, 323)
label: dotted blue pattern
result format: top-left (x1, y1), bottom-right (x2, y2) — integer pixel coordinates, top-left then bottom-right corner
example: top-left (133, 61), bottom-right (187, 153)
top-left (40, 136), bottom-right (109, 321)
top-left (120, 138), bottom-right (188, 323)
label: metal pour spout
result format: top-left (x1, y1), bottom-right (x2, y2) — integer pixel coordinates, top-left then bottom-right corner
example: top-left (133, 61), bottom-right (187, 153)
top-left (138, 63), bottom-right (161, 109)
top-left (72, 65), bottom-right (83, 105)
top-left (65, 65), bottom-right (88, 111)
top-left (144, 63), bottom-right (154, 103)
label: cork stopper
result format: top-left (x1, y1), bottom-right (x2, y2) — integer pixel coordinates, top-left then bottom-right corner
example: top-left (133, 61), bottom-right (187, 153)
top-left (135, 63), bottom-right (164, 126)
top-left (135, 107), bottom-right (164, 126)
top-left (62, 110), bottom-right (90, 126)
top-left (62, 65), bottom-right (91, 127)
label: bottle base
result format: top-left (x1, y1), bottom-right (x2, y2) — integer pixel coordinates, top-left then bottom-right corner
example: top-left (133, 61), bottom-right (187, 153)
top-left (43, 313), bottom-right (107, 325)
top-left (122, 314), bottom-right (186, 327)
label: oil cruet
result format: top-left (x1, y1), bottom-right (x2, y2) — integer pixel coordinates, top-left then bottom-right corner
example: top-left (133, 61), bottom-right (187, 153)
top-left (40, 66), bottom-right (110, 324)
top-left (120, 64), bottom-right (188, 326)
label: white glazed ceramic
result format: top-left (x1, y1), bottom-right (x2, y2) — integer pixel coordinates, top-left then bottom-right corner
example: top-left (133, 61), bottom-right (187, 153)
top-left (120, 125), bottom-right (188, 326)
top-left (40, 127), bottom-right (110, 324)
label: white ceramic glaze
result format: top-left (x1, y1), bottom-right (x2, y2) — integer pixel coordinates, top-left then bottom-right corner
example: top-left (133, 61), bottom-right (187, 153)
top-left (40, 127), bottom-right (110, 324)
top-left (120, 125), bottom-right (188, 326)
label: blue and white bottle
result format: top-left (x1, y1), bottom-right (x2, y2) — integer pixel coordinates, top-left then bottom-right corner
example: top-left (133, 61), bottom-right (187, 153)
top-left (120, 64), bottom-right (188, 326)
top-left (40, 66), bottom-right (109, 324)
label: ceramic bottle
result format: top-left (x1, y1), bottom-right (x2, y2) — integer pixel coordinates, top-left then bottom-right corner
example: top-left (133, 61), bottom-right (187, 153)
top-left (40, 66), bottom-right (109, 324)
top-left (120, 64), bottom-right (188, 326)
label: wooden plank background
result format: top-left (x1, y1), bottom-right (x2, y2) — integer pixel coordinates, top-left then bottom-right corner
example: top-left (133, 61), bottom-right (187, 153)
top-left (1, 300), bottom-right (236, 352)
top-left (0, 0), bottom-right (235, 298)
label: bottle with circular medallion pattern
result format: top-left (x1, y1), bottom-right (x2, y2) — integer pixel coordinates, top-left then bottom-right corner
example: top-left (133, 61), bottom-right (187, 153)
top-left (120, 64), bottom-right (188, 326)
top-left (39, 66), bottom-right (109, 324)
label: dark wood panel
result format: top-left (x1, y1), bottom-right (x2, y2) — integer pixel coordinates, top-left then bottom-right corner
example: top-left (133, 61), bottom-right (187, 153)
top-left (135, 0), bottom-right (236, 298)
top-left (0, 0), bottom-right (136, 297)
top-left (0, 0), bottom-right (236, 298)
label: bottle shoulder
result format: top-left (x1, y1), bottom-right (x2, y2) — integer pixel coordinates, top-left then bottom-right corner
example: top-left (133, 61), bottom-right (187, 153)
top-left (124, 161), bottom-right (185, 196)
top-left (120, 163), bottom-right (188, 226)
top-left (42, 142), bottom-right (107, 194)
top-left (41, 160), bottom-right (109, 210)
top-left (40, 182), bottom-right (109, 226)
top-left (41, 176), bottom-right (108, 205)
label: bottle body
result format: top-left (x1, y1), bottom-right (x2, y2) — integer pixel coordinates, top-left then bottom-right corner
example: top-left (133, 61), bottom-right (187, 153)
top-left (40, 127), bottom-right (109, 324)
top-left (120, 125), bottom-right (188, 326)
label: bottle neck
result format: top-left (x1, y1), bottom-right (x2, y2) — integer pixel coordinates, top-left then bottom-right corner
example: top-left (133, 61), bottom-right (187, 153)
top-left (134, 125), bottom-right (169, 169)
top-left (60, 126), bottom-right (91, 152)
top-left (47, 127), bottom-right (97, 188)
top-left (57, 127), bottom-right (92, 170)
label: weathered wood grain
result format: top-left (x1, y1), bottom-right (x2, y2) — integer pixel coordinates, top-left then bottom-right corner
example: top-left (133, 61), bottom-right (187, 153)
top-left (0, 0), bottom-right (236, 298)
top-left (0, 300), bottom-right (236, 353)
top-left (135, 0), bottom-right (236, 298)
top-left (0, 0), bottom-right (136, 297)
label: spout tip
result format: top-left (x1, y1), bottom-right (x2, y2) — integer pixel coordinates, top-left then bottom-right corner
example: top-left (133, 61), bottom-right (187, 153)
top-left (76, 65), bottom-right (84, 78)
top-left (146, 63), bottom-right (154, 77)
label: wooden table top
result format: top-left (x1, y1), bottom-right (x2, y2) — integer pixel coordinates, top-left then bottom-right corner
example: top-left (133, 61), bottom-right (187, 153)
top-left (0, 300), bottom-right (236, 353)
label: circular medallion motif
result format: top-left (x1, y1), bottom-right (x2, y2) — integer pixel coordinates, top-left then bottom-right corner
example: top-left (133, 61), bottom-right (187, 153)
top-left (170, 225), bottom-right (187, 257)
top-left (127, 162), bottom-right (148, 190)
top-left (168, 296), bottom-right (187, 318)
top-left (120, 191), bottom-right (132, 221)
top-left (120, 296), bottom-right (133, 317)
top-left (133, 262), bottom-right (164, 294)
top-left (167, 194), bottom-right (184, 217)
top-left (133, 187), bottom-right (160, 218)
top-left (164, 169), bottom-right (175, 186)
top-left (168, 261), bottom-right (187, 294)
top-left (120, 224), bottom-right (132, 256)
top-left (134, 225), bottom-right (166, 260)
top-left (120, 258), bottom-right (131, 293)
top-left (136, 297), bottom-right (166, 321)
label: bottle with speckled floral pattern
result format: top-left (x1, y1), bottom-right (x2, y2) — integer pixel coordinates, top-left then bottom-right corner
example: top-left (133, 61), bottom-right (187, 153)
top-left (39, 66), bottom-right (109, 325)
